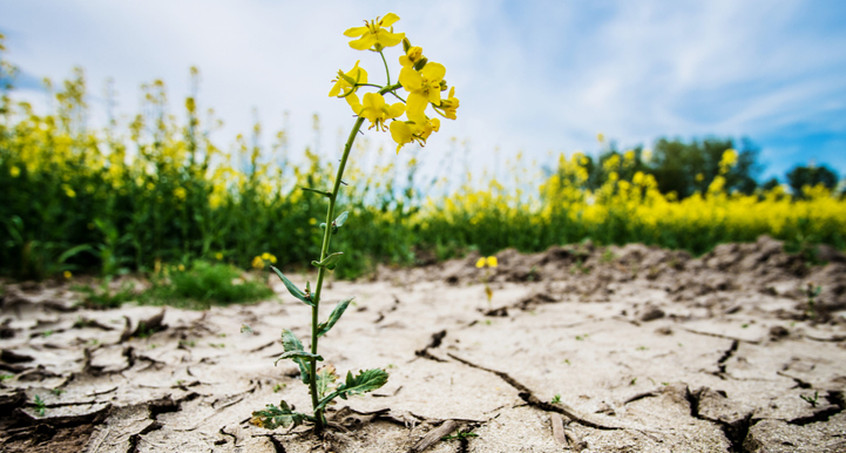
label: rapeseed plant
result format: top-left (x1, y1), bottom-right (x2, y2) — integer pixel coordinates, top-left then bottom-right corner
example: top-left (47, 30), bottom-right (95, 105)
top-left (252, 13), bottom-right (459, 433)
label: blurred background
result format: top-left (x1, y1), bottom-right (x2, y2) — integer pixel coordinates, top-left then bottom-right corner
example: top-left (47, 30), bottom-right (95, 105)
top-left (1, 0), bottom-right (844, 281)
top-left (3, 0), bottom-right (845, 180)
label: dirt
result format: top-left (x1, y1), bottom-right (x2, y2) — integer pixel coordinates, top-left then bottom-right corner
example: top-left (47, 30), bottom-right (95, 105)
top-left (1, 235), bottom-right (845, 452)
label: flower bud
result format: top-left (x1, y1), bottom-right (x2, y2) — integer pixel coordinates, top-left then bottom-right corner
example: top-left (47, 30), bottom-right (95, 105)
top-left (413, 57), bottom-right (428, 71)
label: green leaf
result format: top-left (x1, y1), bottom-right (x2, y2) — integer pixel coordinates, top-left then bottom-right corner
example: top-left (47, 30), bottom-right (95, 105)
top-left (57, 243), bottom-right (95, 264)
top-left (316, 298), bottom-right (353, 337)
top-left (251, 400), bottom-right (312, 429)
top-left (315, 368), bottom-right (388, 411)
top-left (274, 350), bottom-right (323, 366)
top-left (311, 252), bottom-right (344, 270)
top-left (270, 265), bottom-right (314, 306)
top-left (280, 330), bottom-right (311, 383)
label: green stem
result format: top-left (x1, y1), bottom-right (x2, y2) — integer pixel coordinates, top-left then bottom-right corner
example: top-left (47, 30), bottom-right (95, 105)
top-left (308, 82), bottom-right (401, 432)
top-left (309, 115), bottom-right (366, 430)
top-left (379, 50), bottom-right (391, 85)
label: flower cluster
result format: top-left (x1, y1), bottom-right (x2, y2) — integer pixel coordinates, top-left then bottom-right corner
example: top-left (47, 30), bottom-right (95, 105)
top-left (330, 13), bottom-right (459, 153)
top-left (251, 252), bottom-right (278, 270)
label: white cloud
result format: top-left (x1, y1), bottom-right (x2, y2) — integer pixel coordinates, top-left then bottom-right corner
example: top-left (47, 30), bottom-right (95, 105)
top-left (1, 0), bottom-right (844, 181)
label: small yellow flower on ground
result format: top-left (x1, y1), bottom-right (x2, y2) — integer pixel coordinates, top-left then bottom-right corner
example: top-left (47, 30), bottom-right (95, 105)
top-left (475, 256), bottom-right (498, 268)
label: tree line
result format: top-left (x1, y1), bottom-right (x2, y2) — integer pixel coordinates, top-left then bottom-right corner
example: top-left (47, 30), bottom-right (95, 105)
top-left (575, 136), bottom-right (841, 199)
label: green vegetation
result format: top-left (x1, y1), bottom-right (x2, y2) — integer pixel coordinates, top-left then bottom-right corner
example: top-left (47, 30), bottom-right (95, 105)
top-left (143, 260), bottom-right (273, 309)
top-left (1, 32), bottom-right (844, 284)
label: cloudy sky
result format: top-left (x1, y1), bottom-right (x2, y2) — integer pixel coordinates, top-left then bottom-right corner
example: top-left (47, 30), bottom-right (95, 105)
top-left (2, 0), bottom-right (845, 182)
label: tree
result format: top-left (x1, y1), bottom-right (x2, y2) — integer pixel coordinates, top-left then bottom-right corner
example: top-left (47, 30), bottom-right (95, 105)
top-left (786, 164), bottom-right (839, 196)
top-left (646, 137), bottom-right (761, 199)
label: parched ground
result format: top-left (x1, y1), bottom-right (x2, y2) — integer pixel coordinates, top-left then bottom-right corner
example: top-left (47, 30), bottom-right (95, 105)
top-left (1, 236), bottom-right (845, 452)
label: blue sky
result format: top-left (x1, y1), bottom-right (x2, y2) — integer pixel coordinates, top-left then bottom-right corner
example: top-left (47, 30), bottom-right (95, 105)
top-left (2, 0), bottom-right (845, 182)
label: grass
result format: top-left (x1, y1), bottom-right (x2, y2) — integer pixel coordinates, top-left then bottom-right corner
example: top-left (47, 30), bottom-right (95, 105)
top-left (143, 260), bottom-right (275, 309)
top-left (73, 259), bottom-right (275, 310)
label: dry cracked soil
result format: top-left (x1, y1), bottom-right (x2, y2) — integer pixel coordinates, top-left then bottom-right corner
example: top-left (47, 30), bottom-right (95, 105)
top-left (1, 236), bottom-right (845, 452)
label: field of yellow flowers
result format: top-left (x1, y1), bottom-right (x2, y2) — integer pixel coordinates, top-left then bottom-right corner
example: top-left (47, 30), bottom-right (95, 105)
top-left (1, 51), bottom-right (844, 281)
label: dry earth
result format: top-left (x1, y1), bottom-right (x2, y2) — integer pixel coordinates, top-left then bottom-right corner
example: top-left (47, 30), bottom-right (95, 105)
top-left (1, 236), bottom-right (845, 452)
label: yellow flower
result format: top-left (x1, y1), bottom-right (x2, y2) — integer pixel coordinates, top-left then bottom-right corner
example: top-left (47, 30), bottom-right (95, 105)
top-left (9, 165), bottom-right (20, 177)
top-left (329, 60), bottom-right (367, 100)
top-left (399, 45), bottom-right (424, 68)
top-left (389, 117), bottom-right (440, 153)
top-left (251, 256), bottom-right (264, 270)
top-left (63, 270), bottom-right (72, 279)
top-left (475, 256), bottom-right (498, 268)
top-left (357, 92), bottom-right (404, 131)
top-left (344, 13), bottom-right (405, 51)
top-left (214, 252), bottom-right (223, 261)
top-left (433, 86), bottom-right (459, 120)
top-left (399, 62), bottom-right (446, 122)
top-left (173, 187), bottom-right (187, 201)
top-left (177, 264), bottom-right (186, 272)
top-left (261, 252), bottom-right (278, 264)
top-left (62, 184), bottom-right (76, 198)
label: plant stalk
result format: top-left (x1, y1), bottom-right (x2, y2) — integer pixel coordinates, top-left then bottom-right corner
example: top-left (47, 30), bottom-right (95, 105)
top-left (309, 115), bottom-right (365, 430)
top-left (308, 83), bottom-right (400, 431)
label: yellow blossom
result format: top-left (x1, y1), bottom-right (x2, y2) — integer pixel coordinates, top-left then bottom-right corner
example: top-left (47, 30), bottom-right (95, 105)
top-left (344, 13), bottom-right (405, 51)
top-left (174, 187), bottom-right (187, 201)
top-left (329, 61), bottom-right (368, 114)
top-left (356, 92), bottom-right (404, 131)
top-left (399, 62), bottom-right (446, 122)
top-left (63, 270), bottom-right (72, 279)
top-left (261, 252), bottom-right (278, 264)
top-left (389, 117), bottom-right (440, 153)
top-left (475, 256), bottom-right (498, 268)
top-left (62, 184), bottom-right (76, 198)
top-left (9, 165), bottom-right (20, 177)
top-left (433, 86), bottom-right (459, 120)
top-left (399, 45), bottom-right (424, 68)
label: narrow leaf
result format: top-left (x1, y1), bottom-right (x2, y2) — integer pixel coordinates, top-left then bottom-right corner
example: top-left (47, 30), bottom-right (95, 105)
top-left (317, 298), bottom-right (353, 337)
top-left (311, 252), bottom-right (344, 270)
top-left (270, 265), bottom-right (314, 306)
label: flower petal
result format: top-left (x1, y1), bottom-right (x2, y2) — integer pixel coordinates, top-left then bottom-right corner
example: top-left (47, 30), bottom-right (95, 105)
top-left (379, 13), bottom-right (400, 27)
top-left (399, 66), bottom-right (423, 91)
top-left (343, 26), bottom-right (368, 37)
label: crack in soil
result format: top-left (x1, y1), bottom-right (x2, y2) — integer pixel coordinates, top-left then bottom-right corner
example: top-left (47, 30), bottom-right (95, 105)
top-left (446, 352), bottom-right (622, 430)
top-left (686, 386), bottom-right (751, 453)
top-left (414, 330), bottom-right (447, 362)
top-left (717, 339), bottom-right (739, 376)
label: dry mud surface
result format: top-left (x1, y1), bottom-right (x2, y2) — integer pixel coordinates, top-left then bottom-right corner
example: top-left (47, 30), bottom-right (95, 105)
top-left (1, 236), bottom-right (845, 452)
